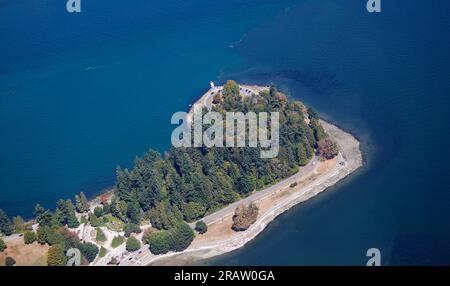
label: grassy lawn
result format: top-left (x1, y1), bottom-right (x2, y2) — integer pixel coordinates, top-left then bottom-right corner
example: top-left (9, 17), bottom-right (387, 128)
top-left (96, 227), bottom-right (107, 243)
top-left (99, 214), bottom-right (124, 232)
top-left (80, 215), bottom-right (88, 224)
top-left (0, 239), bottom-right (48, 266)
top-left (111, 235), bottom-right (125, 248)
top-left (99, 246), bottom-right (107, 258)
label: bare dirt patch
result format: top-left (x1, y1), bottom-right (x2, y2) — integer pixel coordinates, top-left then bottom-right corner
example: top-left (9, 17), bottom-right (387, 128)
top-left (0, 237), bottom-right (48, 266)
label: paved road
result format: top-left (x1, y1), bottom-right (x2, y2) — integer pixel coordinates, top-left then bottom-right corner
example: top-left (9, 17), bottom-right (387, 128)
top-left (201, 155), bottom-right (319, 225)
top-left (117, 155), bottom-right (320, 266)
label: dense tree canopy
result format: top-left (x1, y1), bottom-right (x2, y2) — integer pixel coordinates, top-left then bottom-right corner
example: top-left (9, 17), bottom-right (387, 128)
top-left (113, 84), bottom-right (324, 230)
top-left (123, 223), bottom-right (142, 237)
top-left (146, 221), bottom-right (194, 254)
top-left (3, 82), bottom-right (331, 260)
top-left (168, 221), bottom-right (195, 252)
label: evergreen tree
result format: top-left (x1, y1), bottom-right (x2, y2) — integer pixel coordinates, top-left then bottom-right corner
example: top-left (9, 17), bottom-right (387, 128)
top-left (195, 221), bottom-right (207, 234)
top-left (147, 201), bottom-right (179, 230)
top-left (80, 192), bottom-right (89, 211)
top-left (168, 221), bottom-right (195, 252)
top-left (296, 144), bottom-right (309, 166)
top-left (0, 237), bottom-right (6, 252)
top-left (123, 223), bottom-right (141, 237)
top-left (78, 242), bottom-right (99, 263)
top-left (126, 199), bottom-right (141, 224)
top-left (54, 200), bottom-right (79, 228)
top-left (65, 200), bottom-right (80, 228)
top-left (34, 204), bottom-right (53, 227)
top-left (24, 231), bottom-right (36, 244)
top-left (138, 172), bottom-right (162, 211)
top-left (236, 175), bottom-right (255, 195)
top-left (75, 192), bottom-right (89, 213)
top-left (47, 244), bottom-right (67, 266)
top-left (0, 208), bottom-right (13, 236)
top-left (12, 216), bottom-right (26, 233)
top-left (222, 80), bottom-right (241, 109)
top-left (148, 231), bottom-right (171, 255)
top-left (94, 206), bottom-right (104, 218)
top-left (37, 226), bottom-right (62, 245)
top-left (110, 197), bottom-right (128, 222)
top-left (88, 213), bottom-right (100, 227)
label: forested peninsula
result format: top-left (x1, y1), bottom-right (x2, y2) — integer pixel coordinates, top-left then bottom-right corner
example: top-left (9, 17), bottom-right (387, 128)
top-left (0, 81), bottom-right (343, 266)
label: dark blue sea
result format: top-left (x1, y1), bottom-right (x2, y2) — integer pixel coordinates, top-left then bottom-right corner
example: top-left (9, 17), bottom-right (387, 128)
top-left (1, 0), bottom-right (449, 265)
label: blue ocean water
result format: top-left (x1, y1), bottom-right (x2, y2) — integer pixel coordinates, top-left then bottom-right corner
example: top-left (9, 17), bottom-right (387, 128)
top-left (0, 0), bottom-right (292, 216)
top-left (1, 0), bottom-right (450, 265)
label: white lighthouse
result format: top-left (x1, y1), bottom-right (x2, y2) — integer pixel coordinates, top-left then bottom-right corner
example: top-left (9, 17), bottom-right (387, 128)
top-left (210, 81), bottom-right (215, 91)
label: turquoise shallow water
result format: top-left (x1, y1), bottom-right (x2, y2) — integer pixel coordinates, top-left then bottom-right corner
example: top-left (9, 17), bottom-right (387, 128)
top-left (1, 0), bottom-right (450, 265)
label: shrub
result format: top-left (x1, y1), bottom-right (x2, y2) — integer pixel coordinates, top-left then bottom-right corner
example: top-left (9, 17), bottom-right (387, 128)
top-left (95, 227), bottom-right (107, 242)
top-left (168, 222), bottom-right (195, 252)
top-left (24, 231), bottom-right (36, 244)
top-left (195, 221), bottom-right (208, 234)
top-left (148, 231), bottom-right (171, 255)
top-left (99, 246), bottom-right (107, 258)
top-left (142, 229), bottom-right (153, 245)
top-left (232, 202), bottom-right (259, 231)
top-left (108, 257), bottom-right (119, 265)
top-left (123, 223), bottom-right (141, 237)
top-left (0, 238), bottom-right (6, 252)
top-left (111, 235), bottom-right (125, 248)
top-left (317, 138), bottom-right (338, 160)
top-left (289, 182), bottom-right (298, 188)
top-left (147, 202), bottom-right (179, 230)
top-left (88, 213), bottom-right (100, 227)
top-left (12, 216), bottom-right (26, 233)
top-left (102, 203), bottom-right (111, 215)
top-left (94, 206), bottom-right (104, 218)
top-left (80, 216), bottom-right (88, 224)
top-left (126, 236), bottom-right (141, 252)
top-left (5, 256), bottom-right (16, 266)
top-left (37, 226), bottom-right (62, 245)
top-left (212, 93), bottom-right (222, 104)
top-left (182, 202), bottom-right (206, 223)
top-left (78, 242), bottom-right (99, 263)
top-left (101, 216), bottom-right (109, 224)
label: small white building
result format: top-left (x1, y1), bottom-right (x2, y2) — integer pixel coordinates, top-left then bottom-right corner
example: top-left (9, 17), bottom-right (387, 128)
top-left (210, 81), bottom-right (215, 90)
